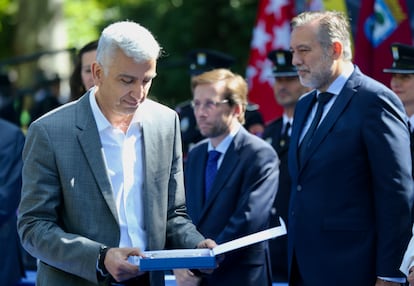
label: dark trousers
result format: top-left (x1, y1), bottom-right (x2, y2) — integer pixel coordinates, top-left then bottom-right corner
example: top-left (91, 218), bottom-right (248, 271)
top-left (289, 252), bottom-right (305, 286)
top-left (107, 273), bottom-right (150, 286)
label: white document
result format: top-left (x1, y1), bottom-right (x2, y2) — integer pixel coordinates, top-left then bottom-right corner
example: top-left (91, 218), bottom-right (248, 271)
top-left (212, 216), bottom-right (286, 255)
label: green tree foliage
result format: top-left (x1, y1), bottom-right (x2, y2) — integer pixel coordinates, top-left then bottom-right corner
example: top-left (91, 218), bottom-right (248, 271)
top-left (0, 0), bottom-right (259, 107)
top-left (64, 0), bottom-right (105, 49)
top-left (0, 0), bottom-right (17, 61)
top-left (115, 0), bottom-right (258, 107)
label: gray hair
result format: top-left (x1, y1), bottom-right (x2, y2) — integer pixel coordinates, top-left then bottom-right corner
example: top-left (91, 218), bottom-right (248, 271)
top-left (96, 21), bottom-right (161, 73)
top-left (291, 11), bottom-right (352, 61)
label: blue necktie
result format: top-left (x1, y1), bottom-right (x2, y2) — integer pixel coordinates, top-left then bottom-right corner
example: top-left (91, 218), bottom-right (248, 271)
top-left (205, 150), bottom-right (221, 200)
top-left (299, 92), bottom-right (334, 166)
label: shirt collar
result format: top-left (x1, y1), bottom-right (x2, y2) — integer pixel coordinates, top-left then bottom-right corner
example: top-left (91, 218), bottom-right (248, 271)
top-left (409, 115), bottom-right (414, 132)
top-left (89, 87), bottom-right (111, 132)
top-left (322, 62), bottom-right (354, 96)
top-left (282, 114), bottom-right (293, 126)
top-left (89, 88), bottom-right (142, 132)
top-left (208, 122), bottom-right (241, 154)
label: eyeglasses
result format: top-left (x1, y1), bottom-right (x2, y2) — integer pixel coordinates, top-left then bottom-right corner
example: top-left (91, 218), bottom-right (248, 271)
top-left (191, 99), bottom-right (229, 111)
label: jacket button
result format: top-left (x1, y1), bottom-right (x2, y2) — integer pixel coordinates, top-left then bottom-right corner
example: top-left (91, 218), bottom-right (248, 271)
top-left (297, 185), bottom-right (302, 192)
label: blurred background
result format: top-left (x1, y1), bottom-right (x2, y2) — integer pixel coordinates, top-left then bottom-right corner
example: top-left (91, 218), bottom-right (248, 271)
top-left (0, 0), bottom-right (413, 128)
top-left (1, 1), bottom-right (413, 285)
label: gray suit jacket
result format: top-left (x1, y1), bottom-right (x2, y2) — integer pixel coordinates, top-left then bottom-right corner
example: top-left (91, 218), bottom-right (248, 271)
top-left (17, 92), bottom-right (204, 286)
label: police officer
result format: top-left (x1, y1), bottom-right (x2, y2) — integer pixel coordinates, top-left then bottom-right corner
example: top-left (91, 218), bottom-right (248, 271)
top-left (244, 101), bottom-right (265, 137)
top-left (383, 43), bottom-right (414, 178)
top-left (383, 43), bottom-right (414, 129)
top-left (262, 49), bottom-right (309, 283)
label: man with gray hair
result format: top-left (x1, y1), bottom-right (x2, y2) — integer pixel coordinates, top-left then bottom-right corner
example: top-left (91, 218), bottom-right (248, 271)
top-left (288, 11), bottom-right (413, 286)
top-left (17, 20), bottom-right (215, 286)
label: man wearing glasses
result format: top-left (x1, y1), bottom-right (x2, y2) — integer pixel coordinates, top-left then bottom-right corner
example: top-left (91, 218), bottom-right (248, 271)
top-left (173, 68), bottom-right (279, 286)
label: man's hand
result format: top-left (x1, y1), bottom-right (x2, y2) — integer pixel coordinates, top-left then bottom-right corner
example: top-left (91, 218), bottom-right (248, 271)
top-left (196, 238), bottom-right (217, 249)
top-left (408, 267), bottom-right (414, 285)
top-left (104, 247), bottom-right (145, 282)
top-left (195, 239), bottom-right (219, 274)
top-left (375, 278), bottom-right (403, 286)
top-left (173, 269), bottom-right (201, 286)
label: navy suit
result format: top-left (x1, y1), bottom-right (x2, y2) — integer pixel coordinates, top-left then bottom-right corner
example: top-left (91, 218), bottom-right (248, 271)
top-left (287, 67), bottom-right (413, 285)
top-left (0, 119), bottom-right (25, 286)
top-left (410, 126), bottom-right (414, 178)
top-left (262, 118), bottom-right (291, 282)
top-left (185, 127), bottom-right (279, 286)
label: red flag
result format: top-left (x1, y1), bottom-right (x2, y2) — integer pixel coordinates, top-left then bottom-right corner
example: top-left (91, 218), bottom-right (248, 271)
top-left (354, 0), bottom-right (413, 87)
top-left (246, 0), bottom-right (295, 124)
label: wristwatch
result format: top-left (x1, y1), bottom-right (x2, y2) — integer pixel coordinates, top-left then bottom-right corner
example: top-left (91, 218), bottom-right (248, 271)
top-left (96, 245), bottom-right (110, 281)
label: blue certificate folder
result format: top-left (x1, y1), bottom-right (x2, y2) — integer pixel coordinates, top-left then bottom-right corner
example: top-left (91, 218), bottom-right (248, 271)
top-left (133, 217), bottom-right (286, 271)
top-left (137, 248), bottom-right (215, 271)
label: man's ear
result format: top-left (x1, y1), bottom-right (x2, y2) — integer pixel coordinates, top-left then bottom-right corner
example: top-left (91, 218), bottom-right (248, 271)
top-left (233, 103), bottom-right (243, 120)
top-left (332, 42), bottom-right (343, 60)
top-left (91, 61), bottom-right (103, 85)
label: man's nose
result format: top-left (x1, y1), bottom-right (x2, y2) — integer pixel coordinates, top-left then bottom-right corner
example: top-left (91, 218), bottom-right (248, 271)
top-left (131, 84), bottom-right (144, 97)
top-left (291, 52), bottom-right (301, 67)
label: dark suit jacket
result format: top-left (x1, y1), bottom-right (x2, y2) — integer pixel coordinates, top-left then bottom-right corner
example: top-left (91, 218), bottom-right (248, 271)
top-left (17, 92), bottom-right (205, 286)
top-left (262, 118), bottom-right (291, 282)
top-left (185, 126), bottom-right (279, 286)
top-left (410, 127), bottom-right (414, 178)
top-left (0, 119), bottom-right (25, 286)
top-left (287, 66), bottom-right (413, 286)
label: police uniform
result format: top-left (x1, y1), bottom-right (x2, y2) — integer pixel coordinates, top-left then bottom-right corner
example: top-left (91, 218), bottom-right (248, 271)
top-left (244, 102), bottom-right (265, 137)
top-left (261, 49), bottom-right (298, 283)
top-left (383, 43), bottom-right (414, 178)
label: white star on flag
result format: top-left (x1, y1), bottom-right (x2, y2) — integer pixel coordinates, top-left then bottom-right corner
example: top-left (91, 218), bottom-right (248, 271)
top-left (245, 0), bottom-right (295, 123)
top-left (266, 0), bottom-right (289, 19)
top-left (272, 22), bottom-right (291, 50)
top-left (251, 21), bottom-right (272, 55)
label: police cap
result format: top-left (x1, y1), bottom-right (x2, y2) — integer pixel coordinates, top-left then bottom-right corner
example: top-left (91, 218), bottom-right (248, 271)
top-left (383, 43), bottom-right (414, 74)
top-left (188, 49), bottom-right (235, 76)
top-left (267, 49), bottom-right (297, 77)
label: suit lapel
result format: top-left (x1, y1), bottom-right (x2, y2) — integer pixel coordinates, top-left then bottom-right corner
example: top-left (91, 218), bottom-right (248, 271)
top-left (300, 73), bottom-right (358, 170)
top-left (75, 94), bottom-right (119, 221)
top-left (190, 145), bottom-right (209, 225)
top-left (184, 143), bottom-right (208, 226)
top-left (290, 91), bottom-right (316, 173)
top-left (140, 103), bottom-right (155, 205)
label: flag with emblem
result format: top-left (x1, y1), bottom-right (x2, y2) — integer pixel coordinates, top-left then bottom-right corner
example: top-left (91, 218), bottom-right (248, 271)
top-left (246, 0), bottom-right (295, 124)
top-left (354, 0), bottom-right (413, 86)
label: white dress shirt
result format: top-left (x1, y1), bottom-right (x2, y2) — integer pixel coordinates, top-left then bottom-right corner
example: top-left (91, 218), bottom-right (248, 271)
top-left (89, 89), bottom-right (147, 250)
